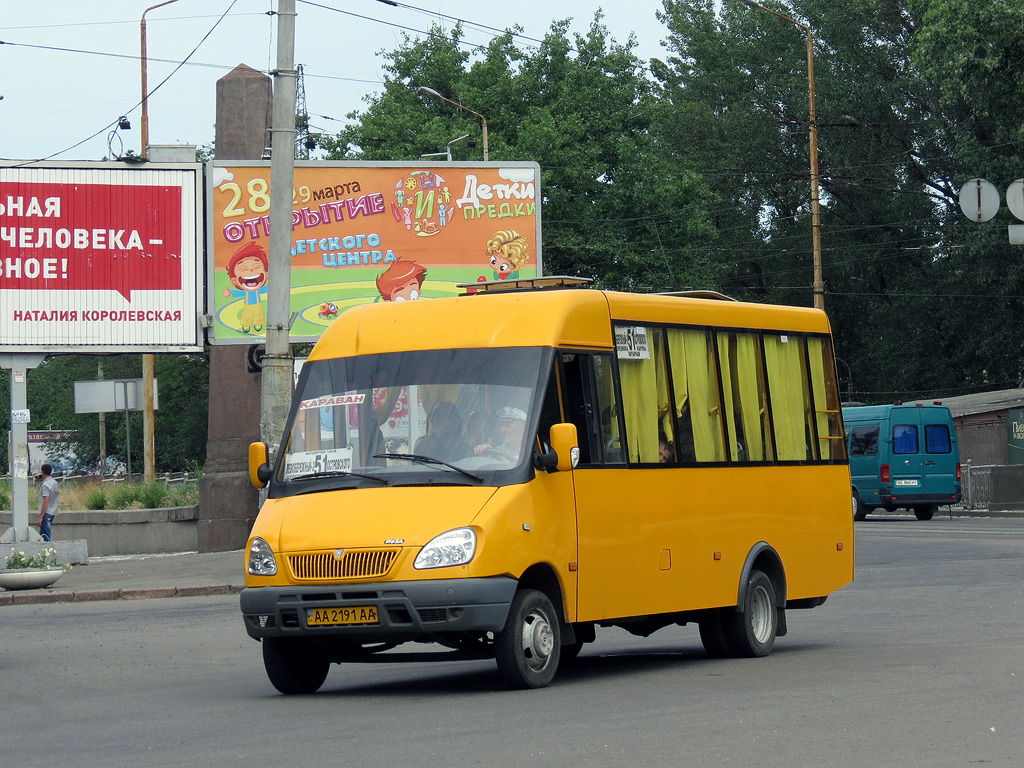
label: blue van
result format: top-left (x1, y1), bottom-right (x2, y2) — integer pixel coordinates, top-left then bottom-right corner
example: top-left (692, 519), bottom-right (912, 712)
top-left (843, 403), bottom-right (962, 521)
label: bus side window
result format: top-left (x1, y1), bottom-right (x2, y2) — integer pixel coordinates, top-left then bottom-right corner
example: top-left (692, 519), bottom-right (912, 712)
top-left (560, 352), bottom-right (624, 465)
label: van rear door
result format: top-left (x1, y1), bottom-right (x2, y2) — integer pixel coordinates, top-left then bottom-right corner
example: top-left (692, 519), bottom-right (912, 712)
top-left (889, 407), bottom-right (925, 500)
top-left (920, 413), bottom-right (959, 499)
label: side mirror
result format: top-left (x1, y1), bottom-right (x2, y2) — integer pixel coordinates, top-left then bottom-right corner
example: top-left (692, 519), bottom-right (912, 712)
top-left (548, 423), bottom-right (579, 472)
top-left (248, 442), bottom-right (273, 488)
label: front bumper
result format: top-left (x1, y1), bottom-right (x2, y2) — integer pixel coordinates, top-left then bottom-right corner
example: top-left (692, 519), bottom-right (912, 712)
top-left (240, 576), bottom-right (518, 641)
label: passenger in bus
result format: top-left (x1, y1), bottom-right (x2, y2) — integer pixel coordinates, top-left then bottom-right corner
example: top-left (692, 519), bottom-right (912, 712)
top-left (414, 401), bottom-right (468, 462)
top-left (659, 432), bottom-right (675, 464)
top-left (474, 406), bottom-right (528, 461)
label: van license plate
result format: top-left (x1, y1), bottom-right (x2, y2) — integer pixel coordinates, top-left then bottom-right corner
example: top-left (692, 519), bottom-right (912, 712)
top-left (894, 479), bottom-right (920, 487)
top-left (307, 606), bottom-right (379, 626)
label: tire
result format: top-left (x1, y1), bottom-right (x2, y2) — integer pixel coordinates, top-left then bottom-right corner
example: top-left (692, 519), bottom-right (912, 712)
top-left (495, 589), bottom-right (561, 689)
top-left (853, 491), bottom-right (867, 521)
top-left (699, 610), bottom-right (733, 658)
top-left (725, 569), bottom-right (778, 658)
top-left (262, 637), bottom-right (330, 695)
top-left (915, 504), bottom-right (937, 521)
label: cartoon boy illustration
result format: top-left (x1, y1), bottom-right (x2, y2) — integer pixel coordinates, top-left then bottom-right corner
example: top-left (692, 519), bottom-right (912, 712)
top-left (376, 260), bottom-right (427, 302)
top-left (221, 241), bottom-right (269, 333)
top-left (485, 230), bottom-right (530, 281)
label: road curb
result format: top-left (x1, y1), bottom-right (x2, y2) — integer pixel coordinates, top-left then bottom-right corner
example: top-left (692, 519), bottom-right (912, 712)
top-left (0, 584), bottom-right (243, 607)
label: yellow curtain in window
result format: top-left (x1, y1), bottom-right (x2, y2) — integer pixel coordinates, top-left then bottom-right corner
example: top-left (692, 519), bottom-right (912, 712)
top-left (619, 355), bottom-right (658, 463)
top-left (717, 335), bottom-right (739, 460)
top-left (807, 337), bottom-right (830, 460)
top-left (670, 329), bottom-right (725, 462)
top-left (763, 335), bottom-right (807, 460)
top-left (735, 333), bottom-right (766, 461)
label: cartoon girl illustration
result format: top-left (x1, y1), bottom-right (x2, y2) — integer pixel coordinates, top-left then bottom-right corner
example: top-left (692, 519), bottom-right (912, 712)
top-left (485, 230), bottom-right (530, 281)
top-left (376, 260), bottom-right (427, 302)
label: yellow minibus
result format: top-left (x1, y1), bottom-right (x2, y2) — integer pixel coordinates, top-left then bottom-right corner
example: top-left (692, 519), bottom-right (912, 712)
top-left (242, 277), bottom-right (853, 693)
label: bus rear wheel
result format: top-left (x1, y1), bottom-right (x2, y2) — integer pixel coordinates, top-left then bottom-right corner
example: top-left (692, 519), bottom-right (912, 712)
top-left (725, 570), bottom-right (778, 658)
top-left (262, 637), bottom-right (330, 695)
top-left (495, 589), bottom-right (561, 689)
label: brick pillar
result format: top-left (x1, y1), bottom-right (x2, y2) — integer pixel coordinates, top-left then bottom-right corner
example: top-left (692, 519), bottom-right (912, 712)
top-left (198, 64), bottom-right (272, 552)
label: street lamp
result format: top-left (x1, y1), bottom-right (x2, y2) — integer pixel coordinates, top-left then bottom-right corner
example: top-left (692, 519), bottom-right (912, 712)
top-left (139, 0), bottom-right (181, 483)
top-left (417, 86), bottom-right (489, 162)
top-left (741, 0), bottom-right (824, 311)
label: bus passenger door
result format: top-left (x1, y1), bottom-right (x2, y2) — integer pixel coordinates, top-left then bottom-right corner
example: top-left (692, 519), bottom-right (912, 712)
top-left (558, 351), bottom-right (646, 622)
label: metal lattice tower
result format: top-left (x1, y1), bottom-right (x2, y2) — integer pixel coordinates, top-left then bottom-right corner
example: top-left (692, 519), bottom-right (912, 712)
top-left (295, 63), bottom-right (311, 159)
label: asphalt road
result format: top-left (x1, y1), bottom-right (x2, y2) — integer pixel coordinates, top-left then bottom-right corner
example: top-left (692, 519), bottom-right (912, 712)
top-left (2, 516), bottom-right (1021, 767)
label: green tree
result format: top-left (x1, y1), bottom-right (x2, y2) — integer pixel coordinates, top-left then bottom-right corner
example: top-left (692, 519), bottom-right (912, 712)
top-left (3, 353), bottom-right (208, 475)
top-left (323, 16), bottom-right (718, 292)
top-left (654, 0), bottom-right (1024, 402)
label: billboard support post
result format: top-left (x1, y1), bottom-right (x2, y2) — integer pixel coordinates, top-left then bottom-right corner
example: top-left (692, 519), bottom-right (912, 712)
top-left (0, 353), bottom-right (47, 543)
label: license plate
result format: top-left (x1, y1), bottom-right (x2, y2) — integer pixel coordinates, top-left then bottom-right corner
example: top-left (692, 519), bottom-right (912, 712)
top-left (306, 606), bottom-right (379, 626)
top-left (894, 479), bottom-right (920, 487)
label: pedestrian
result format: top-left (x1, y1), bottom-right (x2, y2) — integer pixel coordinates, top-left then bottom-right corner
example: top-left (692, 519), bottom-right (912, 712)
top-left (36, 463), bottom-right (59, 542)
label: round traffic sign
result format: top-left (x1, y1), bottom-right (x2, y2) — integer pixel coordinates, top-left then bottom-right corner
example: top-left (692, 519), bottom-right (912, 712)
top-left (1006, 179), bottom-right (1024, 221)
top-left (958, 178), bottom-right (1000, 222)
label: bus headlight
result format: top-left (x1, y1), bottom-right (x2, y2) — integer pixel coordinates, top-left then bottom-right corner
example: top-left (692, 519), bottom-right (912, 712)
top-left (414, 528), bottom-right (477, 569)
top-left (247, 537), bottom-right (278, 576)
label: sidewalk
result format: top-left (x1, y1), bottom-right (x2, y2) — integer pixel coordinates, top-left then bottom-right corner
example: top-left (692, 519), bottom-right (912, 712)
top-left (0, 549), bottom-right (245, 607)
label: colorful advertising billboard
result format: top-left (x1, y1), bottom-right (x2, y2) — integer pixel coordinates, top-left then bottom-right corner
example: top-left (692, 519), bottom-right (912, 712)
top-left (0, 162), bottom-right (204, 352)
top-left (207, 161), bottom-right (541, 344)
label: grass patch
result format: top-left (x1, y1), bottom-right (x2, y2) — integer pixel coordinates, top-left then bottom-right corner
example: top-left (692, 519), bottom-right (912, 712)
top-left (1, 477), bottom-right (200, 511)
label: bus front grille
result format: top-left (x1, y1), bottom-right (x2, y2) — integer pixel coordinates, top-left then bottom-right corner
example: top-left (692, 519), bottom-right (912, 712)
top-left (289, 549), bottom-right (400, 581)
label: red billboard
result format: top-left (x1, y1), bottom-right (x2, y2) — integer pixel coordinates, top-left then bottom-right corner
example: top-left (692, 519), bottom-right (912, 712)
top-left (0, 162), bottom-right (203, 352)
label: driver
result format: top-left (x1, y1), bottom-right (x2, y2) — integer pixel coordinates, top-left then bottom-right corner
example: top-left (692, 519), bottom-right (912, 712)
top-left (473, 406), bottom-right (527, 461)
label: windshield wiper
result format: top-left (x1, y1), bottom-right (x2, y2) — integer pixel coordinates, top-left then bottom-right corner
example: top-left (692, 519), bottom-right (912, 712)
top-left (373, 453), bottom-right (483, 482)
top-left (287, 470), bottom-right (388, 485)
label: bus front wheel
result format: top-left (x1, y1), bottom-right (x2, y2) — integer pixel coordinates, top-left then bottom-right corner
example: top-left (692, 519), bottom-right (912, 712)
top-left (725, 569), bottom-right (778, 658)
top-left (262, 637), bottom-right (330, 695)
top-left (495, 589), bottom-right (561, 689)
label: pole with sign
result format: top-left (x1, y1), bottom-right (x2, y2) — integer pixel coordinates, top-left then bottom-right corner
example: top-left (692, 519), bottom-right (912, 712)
top-left (0, 354), bottom-right (47, 543)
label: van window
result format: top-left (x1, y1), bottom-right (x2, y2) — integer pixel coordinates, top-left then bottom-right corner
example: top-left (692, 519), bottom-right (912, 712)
top-left (849, 426), bottom-right (880, 456)
top-left (893, 424), bottom-right (919, 454)
top-left (925, 424), bottom-right (952, 454)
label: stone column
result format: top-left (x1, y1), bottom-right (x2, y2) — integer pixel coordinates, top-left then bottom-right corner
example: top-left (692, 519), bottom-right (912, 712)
top-left (198, 64), bottom-right (272, 552)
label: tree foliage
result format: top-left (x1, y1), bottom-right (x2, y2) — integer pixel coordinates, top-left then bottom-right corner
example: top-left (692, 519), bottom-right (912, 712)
top-left (1, 353), bottom-right (208, 475)
top-left (322, 16), bottom-right (719, 292)
top-left (654, 0), bottom-right (1024, 401)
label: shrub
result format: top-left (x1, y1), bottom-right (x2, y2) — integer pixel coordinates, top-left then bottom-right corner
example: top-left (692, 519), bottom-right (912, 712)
top-left (85, 489), bottom-right (108, 510)
top-left (0, 481), bottom-right (9, 510)
top-left (138, 482), bottom-right (167, 509)
top-left (111, 483), bottom-right (139, 510)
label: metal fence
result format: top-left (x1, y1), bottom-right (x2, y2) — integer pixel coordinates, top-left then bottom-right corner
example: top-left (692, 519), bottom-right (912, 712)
top-left (960, 463), bottom-right (993, 510)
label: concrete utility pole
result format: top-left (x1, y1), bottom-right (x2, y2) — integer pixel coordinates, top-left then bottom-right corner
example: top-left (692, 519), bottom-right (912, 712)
top-left (261, 0), bottom-right (297, 457)
top-left (742, 0), bottom-right (824, 310)
top-left (139, 0), bottom-right (181, 481)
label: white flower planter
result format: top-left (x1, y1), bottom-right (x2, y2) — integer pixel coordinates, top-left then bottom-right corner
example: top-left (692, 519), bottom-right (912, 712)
top-left (0, 567), bottom-right (65, 591)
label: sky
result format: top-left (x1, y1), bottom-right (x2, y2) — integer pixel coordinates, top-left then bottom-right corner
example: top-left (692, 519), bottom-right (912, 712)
top-left (0, 0), bottom-right (673, 163)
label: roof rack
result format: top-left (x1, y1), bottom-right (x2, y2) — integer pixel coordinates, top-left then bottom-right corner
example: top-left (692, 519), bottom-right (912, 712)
top-left (657, 289), bottom-right (737, 302)
top-left (458, 275), bottom-right (593, 295)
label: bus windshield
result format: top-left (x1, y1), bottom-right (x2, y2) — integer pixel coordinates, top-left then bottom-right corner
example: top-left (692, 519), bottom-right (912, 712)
top-left (276, 347), bottom-right (547, 489)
